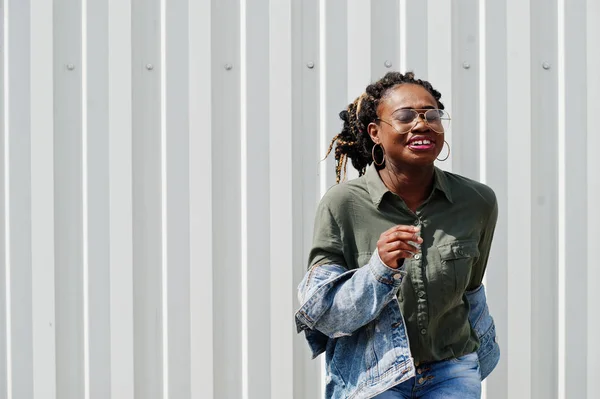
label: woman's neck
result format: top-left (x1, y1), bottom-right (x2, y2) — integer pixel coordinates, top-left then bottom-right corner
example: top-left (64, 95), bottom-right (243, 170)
top-left (378, 162), bottom-right (435, 212)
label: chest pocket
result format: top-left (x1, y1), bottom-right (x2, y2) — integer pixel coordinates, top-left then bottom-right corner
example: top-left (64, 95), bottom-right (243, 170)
top-left (436, 240), bottom-right (480, 294)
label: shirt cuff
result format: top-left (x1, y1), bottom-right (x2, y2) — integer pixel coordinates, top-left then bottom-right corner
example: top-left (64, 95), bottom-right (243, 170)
top-left (370, 249), bottom-right (407, 286)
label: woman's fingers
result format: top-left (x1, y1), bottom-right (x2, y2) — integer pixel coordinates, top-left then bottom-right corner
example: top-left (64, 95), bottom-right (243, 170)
top-left (378, 225), bottom-right (423, 268)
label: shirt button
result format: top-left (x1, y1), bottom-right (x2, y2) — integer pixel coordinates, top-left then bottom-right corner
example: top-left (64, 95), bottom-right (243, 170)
top-left (414, 253), bottom-right (421, 260)
top-left (418, 377), bottom-right (425, 384)
top-left (393, 273), bottom-right (402, 280)
top-left (420, 328), bottom-right (427, 335)
top-left (418, 291), bottom-right (425, 298)
top-left (413, 220), bottom-right (420, 226)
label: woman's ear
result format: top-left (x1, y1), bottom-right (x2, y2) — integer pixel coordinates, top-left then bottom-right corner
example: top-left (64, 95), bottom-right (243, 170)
top-left (368, 122), bottom-right (380, 144)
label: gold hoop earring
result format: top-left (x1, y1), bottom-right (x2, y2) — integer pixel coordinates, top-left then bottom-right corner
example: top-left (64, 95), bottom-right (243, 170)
top-left (437, 140), bottom-right (450, 162)
top-left (372, 143), bottom-right (385, 167)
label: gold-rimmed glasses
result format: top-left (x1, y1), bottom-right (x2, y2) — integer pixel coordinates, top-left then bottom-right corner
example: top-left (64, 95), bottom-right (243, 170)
top-left (376, 109), bottom-right (450, 134)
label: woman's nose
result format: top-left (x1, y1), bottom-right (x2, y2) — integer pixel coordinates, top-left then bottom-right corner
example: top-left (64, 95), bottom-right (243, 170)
top-left (411, 116), bottom-right (429, 131)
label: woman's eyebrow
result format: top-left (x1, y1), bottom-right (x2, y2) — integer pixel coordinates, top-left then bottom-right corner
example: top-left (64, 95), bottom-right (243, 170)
top-left (392, 105), bottom-right (436, 113)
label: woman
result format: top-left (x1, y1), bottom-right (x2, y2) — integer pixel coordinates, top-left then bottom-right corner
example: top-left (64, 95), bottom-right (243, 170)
top-left (295, 72), bottom-right (499, 398)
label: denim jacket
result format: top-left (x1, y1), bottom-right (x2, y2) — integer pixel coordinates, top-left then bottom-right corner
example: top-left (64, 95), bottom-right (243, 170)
top-left (295, 251), bottom-right (500, 399)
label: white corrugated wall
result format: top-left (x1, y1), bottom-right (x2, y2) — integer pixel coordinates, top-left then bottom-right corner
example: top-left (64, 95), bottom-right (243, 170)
top-left (1, 0), bottom-right (599, 398)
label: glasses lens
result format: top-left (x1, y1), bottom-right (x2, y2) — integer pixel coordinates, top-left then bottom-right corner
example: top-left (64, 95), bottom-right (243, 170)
top-left (424, 109), bottom-right (450, 133)
top-left (394, 109), bottom-right (418, 124)
top-left (386, 110), bottom-right (417, 134)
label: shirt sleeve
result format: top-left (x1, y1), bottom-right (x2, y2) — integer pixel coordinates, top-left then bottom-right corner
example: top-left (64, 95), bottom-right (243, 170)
top-left (296, 198), bottom-right (407, 339)
top-left (306, 199), bottom-right (347, 269)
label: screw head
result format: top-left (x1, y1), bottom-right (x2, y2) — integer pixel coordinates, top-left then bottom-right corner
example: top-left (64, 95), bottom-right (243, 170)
top-left (306, 61), bottom-right (315, 69)
top-left (384, 60), bottom-right (392, 68)
top-left (542, 62), bottom-right (551, 70)
top-left (66, 63), bottom-right (75, 70)
top-left (146, 64), bottom-right (154, 70)
top-left (224, 63), bottom-right (233, 70)
top-left (462, 62), bottom-right (471, 69)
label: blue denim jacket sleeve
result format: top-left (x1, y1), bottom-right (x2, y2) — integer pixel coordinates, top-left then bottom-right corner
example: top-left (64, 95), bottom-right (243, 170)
top-left (295, 251), bottom-right (406, 342)
top-left (466, 284), bottom-right (500, 380)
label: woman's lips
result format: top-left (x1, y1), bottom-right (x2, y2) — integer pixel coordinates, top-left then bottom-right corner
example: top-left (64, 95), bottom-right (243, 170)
top-left (406, 138), bottom-right (436, 151)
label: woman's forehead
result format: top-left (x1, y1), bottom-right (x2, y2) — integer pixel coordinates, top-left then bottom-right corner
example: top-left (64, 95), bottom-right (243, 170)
top-left (379, 84), bottom-right (437, 112)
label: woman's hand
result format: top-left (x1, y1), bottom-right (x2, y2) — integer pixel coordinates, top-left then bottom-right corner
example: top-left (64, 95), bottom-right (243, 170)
top-left (377, 225), bottom-right (422, 269)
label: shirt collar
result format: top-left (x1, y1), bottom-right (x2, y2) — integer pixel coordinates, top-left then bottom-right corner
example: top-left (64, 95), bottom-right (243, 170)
top-left (433, 166), bottom-right (453, 204)
top-left (365, 163), bottom-right (454, 207)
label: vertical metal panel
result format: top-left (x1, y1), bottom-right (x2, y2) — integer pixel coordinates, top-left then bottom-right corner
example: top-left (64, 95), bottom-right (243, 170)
top-left (108, 0), bottom-right (135, 398)
top-left (427, 0), bottom-right (453, 169)
top-left (164, 0), bottom-right (191, 397)
top-left (481, 1), bottom-right (508, 398)
top-left (450, 0), bottom-right (479, 178)
top-left (530, 0), bottom-right (559, 397)
top-left (53, 0), bottom-right (84, 396)
top-left (563, 1), bottom-right (588, 398)
top-left (30, 0), bottom-right (57, 397)
top-left (269, 1), bottom-right (294, 397)
top-left (346, 0), bottom-right (370, 180)
top-left (371, 0), bottom-right (399, 80)
top-left (505, 1), bottom-right (532, 397)
top-left (0, 0), bottom-right (6, 396)
top-left (188, 0), bottom-right (214, 397)
top-left (85, 0), bottom-right (111, 397)
top-left (243, 0), bottom-right (271, 397)
top-left (347, 0), bottom-right (370, 98)
top-left (211, 0), bottom-right (242, 396)
top-left (296, 0), bottom-right (320, 281)
top-left (291, 0), bottom-right (322, 398)
top-left (7, 1), bottom-right (33, 397)
top-left (587, 1), bottom-right (600, 396)
top-left (131, 0), bottom-right (163, 397)
top-left (401, 0), bottom-right (428, 77)
top-left (322, 0), bottom-right (347, 188)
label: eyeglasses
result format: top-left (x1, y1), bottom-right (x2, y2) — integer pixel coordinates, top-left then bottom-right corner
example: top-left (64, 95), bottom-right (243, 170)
top-left (376, 109), bottom-right (450, 134)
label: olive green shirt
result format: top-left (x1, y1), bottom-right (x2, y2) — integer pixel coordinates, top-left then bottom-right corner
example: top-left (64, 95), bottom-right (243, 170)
top-left (308, 164), bottom-right (498, 365)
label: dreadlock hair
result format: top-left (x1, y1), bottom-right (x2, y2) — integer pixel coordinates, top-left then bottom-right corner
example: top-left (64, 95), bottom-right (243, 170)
top-left (325, 71), bottom-right (445, 183)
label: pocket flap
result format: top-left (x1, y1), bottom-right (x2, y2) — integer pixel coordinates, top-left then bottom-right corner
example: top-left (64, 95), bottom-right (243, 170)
top-left (438, 240), bottom-right (480, 261)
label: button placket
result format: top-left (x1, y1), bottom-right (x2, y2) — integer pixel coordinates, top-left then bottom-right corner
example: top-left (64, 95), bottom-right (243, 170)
top-left (410, 215), bottom-right (429, 341)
